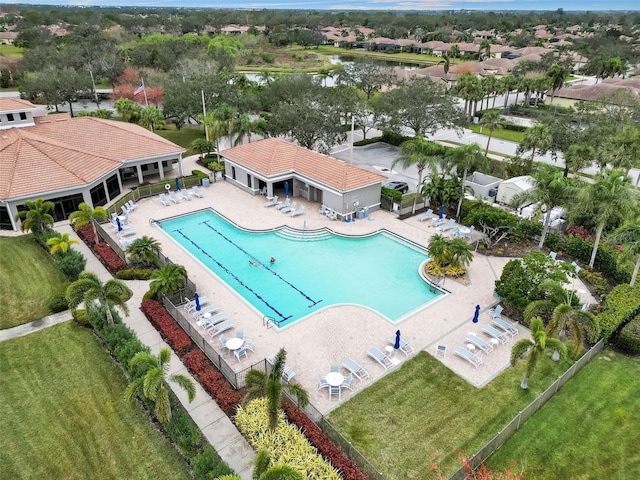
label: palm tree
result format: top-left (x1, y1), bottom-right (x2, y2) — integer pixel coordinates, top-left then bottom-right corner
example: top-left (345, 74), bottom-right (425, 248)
top-left (68, 202), bottom-right (108, 244)
top-left (500, 75), bottom-right (518, 110)
top-left (518, 123), bottom-right (552, 162)
top-left (448, 238), bottom-right (474, 269)
top-left (126, 236), bottom-right (161, 267)
top-left (563, 144), bottom-right (595, 178)
top-left (392, 136), bottom-right (443, 214)
top-left (511, 317), bottom-right (567, 389)
top-left (573, 168), bottom-right (638, 267)
top-left (125, 348), bottom-right (195, 423)
top-left (14, 197), bottom-right (54, 235)
top-left (512, 164), bottom-right (575, 249)
top-left (139, 105), bottom-right (165, 132)
top-left (609, 215), bottom-right (640, 286)
top-left (428, 234), bottom-right (450, 269)
top-left (232, 112), bottom-right (253, 146)
top-left (46, 233), bottom-right (79, 255)
top-left (447, 143), bottom-right (487, 218)
top-left (438, 54), bottom-right (451, 75)
top-left (524, 280), bottom-right (599, 356)
top-left (479, 110), bottom-right (504, 156)
top-left (66, 271), bottom-right (131, 324)
top-left (244, 348), bottom-right (309, 430)
top-left (546, 63), bottom-right (567, 104)
top-left (148, 263), bottom-right (187, 300)
top-left (479, 39), bottom-right (492, 61)
top-left (252, 450), bottom-right (304, 480)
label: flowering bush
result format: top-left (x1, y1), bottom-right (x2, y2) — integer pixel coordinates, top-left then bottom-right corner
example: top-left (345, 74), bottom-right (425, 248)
top-left (141, 300), bottom-right (192, 356)
top-left (283, 400), bottom-right (368, 480)
top-left (76, 224), bottom-right (126, 273)
top-left (183, 350), bottom-right (243, 412)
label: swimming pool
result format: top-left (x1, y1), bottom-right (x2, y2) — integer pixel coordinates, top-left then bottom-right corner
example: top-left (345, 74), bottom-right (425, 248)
top-left (160, 209), bottom-right (441, 327)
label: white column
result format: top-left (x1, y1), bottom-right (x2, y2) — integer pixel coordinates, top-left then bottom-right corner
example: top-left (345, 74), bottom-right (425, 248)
top-left (158, 161), bottom-right (165, 180)
top-left (136, 164), bottom-right (144, 183)
top-left (177, 154), bottom-right (184, 177)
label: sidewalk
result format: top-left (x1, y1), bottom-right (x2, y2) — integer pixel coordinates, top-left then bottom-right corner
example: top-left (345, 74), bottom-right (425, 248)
top-left (1, 224), bottom-right (255, 479)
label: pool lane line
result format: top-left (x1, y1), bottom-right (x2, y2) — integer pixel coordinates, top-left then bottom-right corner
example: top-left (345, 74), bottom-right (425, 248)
top-left (174, 229), bottom-right (292, 322)
top-left (200, 221), bottom-right (322, 308)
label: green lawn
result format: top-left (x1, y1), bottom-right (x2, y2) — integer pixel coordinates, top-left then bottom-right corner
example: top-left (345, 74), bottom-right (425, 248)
top-left (487, 350), bottom-right (640, 479)
top-left (0, 235), bottom-right (68, 329)
top-left (0, 43), bottom-right (23, 59)
top-left (468, 124), bottom-right (526, 143)
top-left (327, 351), bottom-right (573, 479)
top-left (314, 45), bottom-right (447, 65)
top-left (155, 124), bottom-right (204, 158)
top-left (0, 322), bottom-right (191, 479)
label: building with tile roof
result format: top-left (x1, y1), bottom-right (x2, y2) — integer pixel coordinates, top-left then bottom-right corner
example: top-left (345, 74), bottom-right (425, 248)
top-left (220, 138), bottom-right (386, 219)
top-left (0, 99), bottom-right (184, 231)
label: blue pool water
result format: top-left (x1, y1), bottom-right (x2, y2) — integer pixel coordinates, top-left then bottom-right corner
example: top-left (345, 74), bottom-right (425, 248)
top-left (160, 210), bottom-right (440, 327)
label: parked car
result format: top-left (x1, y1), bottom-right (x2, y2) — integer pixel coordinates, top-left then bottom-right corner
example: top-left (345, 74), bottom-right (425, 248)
top-left (529, 96), bottom-right (545, 105)
top-left (383, 181), bottom-right (409, 194)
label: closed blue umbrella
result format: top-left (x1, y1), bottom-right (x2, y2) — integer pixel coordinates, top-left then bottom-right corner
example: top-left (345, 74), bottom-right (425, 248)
top-left (116, 217), bottom-right (122, 231)
top-left (175, 177), bottom-right (181, 191)
top-left (472, 305), bottom-right (480, 323)
top-left (439, 205), bottom-right (445, 219)
top-left (284, 182), bottom-right (289, 197)
top-left (394, 330), bottom-right (401, 350)
top-left (194, 293), bottom-right (201, 311)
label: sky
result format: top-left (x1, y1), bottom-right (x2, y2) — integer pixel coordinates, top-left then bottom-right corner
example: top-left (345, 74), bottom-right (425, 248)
top-left (2, 0), bottom-right (639, 11)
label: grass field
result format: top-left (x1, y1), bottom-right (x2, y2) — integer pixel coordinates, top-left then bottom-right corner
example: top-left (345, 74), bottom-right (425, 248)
top-left (0, 321), bottom-right (191, 479)
top-left (327, 351), bottom-right (572, 479)
top-left (487, 350), bottom-right (640, 479)
top-left (0, 43), bottom-right (23, 59)
top-left (0, 235), bottom-right (68, 329)
top-left (155, 124), bottom-right (204, 158)
top-left (468, 124), bottom-right (526, 143)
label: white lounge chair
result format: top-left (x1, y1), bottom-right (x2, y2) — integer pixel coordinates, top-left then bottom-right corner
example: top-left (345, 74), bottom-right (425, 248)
top-left (388, 337), bottom-right (415, 356)
top-left (193, 303), bottom-right (219, 319)
top-left (206, 319), bottom-right (234, 337)
top-left (490, 304), bottom-right (503, 319)
top-left (199, 312), bottom-right (227, 328)
top-left (259, 186), bottom-right (267, 195)
top-left (126, 200), bottom-right (137, 211)
top-left (184, 296), bottom-right (210, 313)
top-left (453, 346), bottom-right (483, 368)
top-left (182, 189), bottom-right (193, 201)
top-left (492, 317), bottom-right (519, 337)
top-left (282, 367), bottom-right (296, 383)
top-left (483, 325), bottom-right (509, 344)
top-left (465, 334), bottom-right (494, 354)
top-left (367, 347), bottom-right (393, 370)
top-left (432, 215), bottom-right (447, 227)
top-left (342, 358), bottom-right (370, 382)
top-left (275, 198), bottom-right (290, 210)
top-left (159, 193), bottom-right (171, 206)
top-left (169, 191), bottom-right (182, 204)
top-left (281, 201), bottom-right (297, 214)
top-left (192, 186), bottom-right (204, 198)
top-left (417, 209), bottom-right (434, 222)
top-left (290, 205), bottom-right (306, 217)
top-left (438, 219), bottom-right (456, 232)
top-left (264, 195), bottom-right (278, 207)
top-left (118, 228), bottom-right (138, 238)
top-left (119, 235), bottom-right (141, 248)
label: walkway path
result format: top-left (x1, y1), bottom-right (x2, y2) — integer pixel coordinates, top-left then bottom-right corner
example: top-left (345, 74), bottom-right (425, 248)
top-left (0, 224), bottom-right (255, 479)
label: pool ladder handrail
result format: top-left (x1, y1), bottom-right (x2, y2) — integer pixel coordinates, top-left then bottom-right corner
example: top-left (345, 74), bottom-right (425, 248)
top-left (263, 316), bottom-right (278, 329)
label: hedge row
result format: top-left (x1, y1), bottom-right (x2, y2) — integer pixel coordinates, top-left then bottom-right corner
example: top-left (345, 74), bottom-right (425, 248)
top-left (76, 224), bottom-right (126, 273)
top-left (597, 284), bottom-right (640, 341)
top-left (141, 299), bottom-right (192, 356)
top-left (613, 315), bottom-right (640, 355)
top-left (283, 401), bottom-right (368, 480)
top-left (183, 350), bottom-right (243, 413)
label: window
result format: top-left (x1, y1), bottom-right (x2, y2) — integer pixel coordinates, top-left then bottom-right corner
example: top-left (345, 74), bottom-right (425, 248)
top-left (105, 174), bottom-right (121, 200)
top-left (19, 112), bottom-right (27, 120)
top-left (231, 166), bottom-right (236, 180)
top-left (247, 174), bottom-right (252, 188)
top-left (90, 183), bottom-right (107, 207)
top-left (6, 113), bottom-right (14, 122)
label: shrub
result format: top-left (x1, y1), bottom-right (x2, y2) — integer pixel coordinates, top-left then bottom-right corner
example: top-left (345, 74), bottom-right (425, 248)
top-left (260, 51), bottom-right (274, 63)
top-left (192, 169), bottom-right (210, 179)
top-left (597, 284), bottom-right (640, 340)
top-left (100, 322), bottom-right (149, 376)
top-left (164, 408), bottom-right (203, 457)
top-left (183, 350), bottom-right (243, 412)
top-left (353, 136), bottom-right (382, 146)
top-left (191, 445), bottom-right (235, 480)
top-left (613, 315), bottom-right (640, 355)
top-left (48, 287), bottom-right (70, 313)
top-left (71, 309), bottom-right (91, 328)
top-left (381, 130), bottom-right (412, 146)
top-left (141, 300), bottom-right (192, 356)
top-left (116, 268), bottom-right (154, 280)
top-left (579, 268), bottom-right (610, 297)
top-left (93, 243), bottom-right (127, 273)
top-left (381, 186), bottom-right (403, 202)
top-left (54, 249), bottom-right (87, 281)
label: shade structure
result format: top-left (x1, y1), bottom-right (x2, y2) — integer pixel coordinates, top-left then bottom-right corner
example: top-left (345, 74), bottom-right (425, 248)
top-left (472, 305), bottom-right (480, 323)
top-left (439, 205), bottom-right (445, 219)
top-left (175, 177), bottom-right (181, 190)
top-left (116, 217), bottom-right (122, 231)
top-left (394, 330), bottom-right (401, 350)
top-left (284, 182), bottom-right (289, 197)
top-left (194, 293), bottom-right (201, 311)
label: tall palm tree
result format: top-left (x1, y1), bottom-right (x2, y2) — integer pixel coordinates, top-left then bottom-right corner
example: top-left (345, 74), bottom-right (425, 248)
top-left (148, 263), bottom-right (187, 300)
top-left (500, 75), bottom-right (518, 110)
top-left (524, 279), bottom-right (599, 356)
top-left (139, 105), bottom-right (165, 132)
top-left (14, 197), bottom-right (54, 235)
top-left (447, 143), bottom-right (487, 218)
top-left (512, 164), bottom-right (575, 249)
top-left (573, 168), bottom-right (638, 267)
top-left (46, 232), bottom-right (79, 255)
top-left (68, 202), bottom-right (108, 244)
top-left (563, 144), bottom-right (595, 178)
top-left (244, 348), bottom-right (309, 430)
top-left (546, 63), bottom-right (567, 104)
top-left (392, 136), bottom-right (443, 214)
top-left (232, 112), bottom-right (253, 146)
top-left (608, 215), bottom-right (640, 286)
top-left (126, 236), bottom-right (161, 267)
top-left (125, 348), bottom-right (195, 423)
top-left (448, 238), bottom-right (474, 269)
top-left (479, 110), bottom-right (504, 156)
top-left (511, 317), bottom-right (567, 389)
top-left (518, 123), bottom-right (552, 162)
top-left (66, 271), bottom-right (131, 324)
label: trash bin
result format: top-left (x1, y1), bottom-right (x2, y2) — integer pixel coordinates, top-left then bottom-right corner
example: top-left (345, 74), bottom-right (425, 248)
top-left (202, 178), bottom-right (210, 188)
top-left (357, 210), bottom-right (364, 219)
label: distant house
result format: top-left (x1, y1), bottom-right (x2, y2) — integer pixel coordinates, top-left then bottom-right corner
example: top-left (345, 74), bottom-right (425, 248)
top-left (0, 99), bottom-right (184, 231)
top-left (496, 176), bottom-right (535, 205)
top-left (0, 31), bottom-right (17, 45)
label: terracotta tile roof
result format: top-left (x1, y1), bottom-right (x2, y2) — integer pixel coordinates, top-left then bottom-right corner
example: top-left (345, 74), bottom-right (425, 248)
top-left (0, 114), bottom-right (183, 200)
top-left (220, 138), bottom-right (386, 192)
top-left (0, 98), bottom-right (37, 112)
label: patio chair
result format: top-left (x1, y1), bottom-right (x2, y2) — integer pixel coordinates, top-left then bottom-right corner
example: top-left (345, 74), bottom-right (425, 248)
top-left (182, 189), bottom-right (193, 201)
top-left (243, 338), bottom-right (255, 352)
top-left (275, 198), bottom-right (290, 210)
top-left (482, 325), bottom-right (509, 344)
top-left (119, 235), bottom-right (140, 248)
top-left (219, 334), bottom-right (229, 354)
top-left (431, 215), bottom-right (447, 227)
top-left (206, 319), bottom-right (234, 338)
top-left (193, 303), bottom-right (219, 319)
top-left (126, 200), bottom-right (137, 211)
top-left (388, 336), bottom-right (415, 356)
top-left (235, 329), bottom-right (244, 340)
top-left (281, 201), bottom-right (297, 214)
top-left (465, 334), bottom-right (493, 355)
top-left (290, 205), bottom-right (306, 217)
top-left (199, 312), bottom-right (227, 328)
top-left (451, 226), bottom-right (460, 238)
top-left (169, 191), bottom-right (182, 204)
top-left (319, 204), bottom-right (327, 215)
top-left (492, 317), bottom-right (519, 337)
top-left (330, 364), bottom-right (339, 373)
top-left (341, 373), bottom-right (354, 392)
top-left (264, 195), bottom-right (279, 207)
top-left (159, 193), bottom-right (171, 206)
top-left (260, 186), bottom-right (267, 195)
top-left (329, 385), bottom-right (341, 401)
top-left (234, 347), bottom-right (248, 363)
top-left (435, 344), bottom-right (447, 358)
top-left (463, 225), bottom-right (475, 240)
top-left (367, 347), bottom-right (393, 370)
top-left (282, 367), bottom-right (296, 383)
top-left (118, 228), bottom-right (138, 238)
top-left (437, 219), bottom-right (456, 232)
top-left (417, 209), bottom-right (434, 222)
top-left (192, 186), bottom-right (204, 198)
top-left (490, 304), bottom-right (503, 319)
top-left (120, 204), bottom-right (130, 216)
top-left (342, 358), bottom-right (370, 382)
top-left (317, 374), bottom-right (330, 390)
top-left (453, 346), bottom-right (483, 368)
top-left (183, 296), bottom-right (210, 313)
